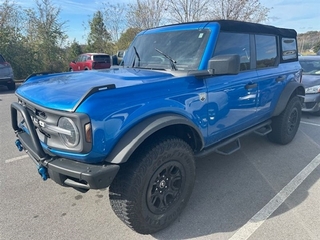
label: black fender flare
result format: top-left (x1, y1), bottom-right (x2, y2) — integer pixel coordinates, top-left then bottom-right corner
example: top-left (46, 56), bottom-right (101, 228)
top-left (272, 81), bottom-right (305, 116)
top-left (104, 113), bottom-right (204, 164)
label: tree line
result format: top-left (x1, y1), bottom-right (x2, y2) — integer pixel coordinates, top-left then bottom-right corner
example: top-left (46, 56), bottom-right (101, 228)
top-left (1, 0), bottom-right (271, 79)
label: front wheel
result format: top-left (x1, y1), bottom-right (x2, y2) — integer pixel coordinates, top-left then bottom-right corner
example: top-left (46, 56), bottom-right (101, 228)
top-left (268, 96), bottom-right (302, 144)
top-left (109, 136), bottom-right (196, 234)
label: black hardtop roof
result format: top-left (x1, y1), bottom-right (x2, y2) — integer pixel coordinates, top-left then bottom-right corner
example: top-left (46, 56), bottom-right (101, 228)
top-left (155, 20), bottom-right (297, 38)
top-left (216, 20), bottom-right (297, 38)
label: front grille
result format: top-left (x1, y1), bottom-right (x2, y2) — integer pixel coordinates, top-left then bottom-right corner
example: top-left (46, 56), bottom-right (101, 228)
top-left (304, 102), bottom-right (316, 109)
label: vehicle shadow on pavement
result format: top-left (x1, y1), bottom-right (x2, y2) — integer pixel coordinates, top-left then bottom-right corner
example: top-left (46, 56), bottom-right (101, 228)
top-left (152, 130), bottom-right (320, 239)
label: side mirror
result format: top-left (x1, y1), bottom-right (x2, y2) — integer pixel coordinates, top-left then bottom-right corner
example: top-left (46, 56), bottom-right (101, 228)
top-left (208, 54), bottom-right (240, 75)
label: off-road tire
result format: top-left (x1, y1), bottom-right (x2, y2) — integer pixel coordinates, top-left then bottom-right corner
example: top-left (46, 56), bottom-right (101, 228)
top-left (268, 96), bottom-right (301, 144)
top-left (109, 136), bottom-right (196, 234)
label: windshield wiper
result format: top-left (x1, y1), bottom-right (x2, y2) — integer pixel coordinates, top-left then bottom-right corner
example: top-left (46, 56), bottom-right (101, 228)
top-left (132, 46), bottom-right (141, 67)
top-left (155, 48), bottom-right (177, 70)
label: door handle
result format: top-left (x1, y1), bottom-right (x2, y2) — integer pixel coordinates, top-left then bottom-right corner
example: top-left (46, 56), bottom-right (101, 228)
top-left (245, 83), bottom-right (257, 90)
top-left (276, 75), bottom-right (286, 82)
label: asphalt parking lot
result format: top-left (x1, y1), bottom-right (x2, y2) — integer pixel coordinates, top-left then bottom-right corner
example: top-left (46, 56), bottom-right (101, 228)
top-left (1, 85), bottom-right (319, 240)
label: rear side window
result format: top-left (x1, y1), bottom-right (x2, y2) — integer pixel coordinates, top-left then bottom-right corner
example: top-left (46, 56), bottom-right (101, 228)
top-left (255, 35), bottom-right (277, 69)
top-left (281, 38), bottom-right (297, 61)
top-left (214, 32), bottom-right (250, 71)
top-left (93, 55), bottom-right (110, 63)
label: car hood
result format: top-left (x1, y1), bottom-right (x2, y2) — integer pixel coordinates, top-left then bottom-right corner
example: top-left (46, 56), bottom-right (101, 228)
top-left (16, 68), bottom-right (175, 111)
top-left (301, 74), bottom-right (320, 88)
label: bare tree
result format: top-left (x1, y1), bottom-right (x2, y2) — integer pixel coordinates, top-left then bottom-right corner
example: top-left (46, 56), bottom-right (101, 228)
top-left (103, 3), bottom-right (127, 42)
top-left (127, 0), bottom-right (167, 29)
top-left (166, 0), bottom-right (210, 23)
top-left (209, 0), bottom-right (270, 23)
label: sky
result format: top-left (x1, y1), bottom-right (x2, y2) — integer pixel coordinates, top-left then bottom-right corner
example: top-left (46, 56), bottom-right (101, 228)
top-left (3, 0), bottom-right (320, 44)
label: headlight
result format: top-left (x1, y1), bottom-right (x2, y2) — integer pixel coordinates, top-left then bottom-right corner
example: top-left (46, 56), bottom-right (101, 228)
top-left (58, 117), bottom-right (80, 148)
top-left (305, 85), bottom-right (320, 94)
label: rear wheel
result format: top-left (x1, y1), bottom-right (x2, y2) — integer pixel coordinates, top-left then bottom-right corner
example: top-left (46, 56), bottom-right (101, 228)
top-left (109, 136), bottom-right (195, 234)
top-left (268, 96), bottom-right (302, 144)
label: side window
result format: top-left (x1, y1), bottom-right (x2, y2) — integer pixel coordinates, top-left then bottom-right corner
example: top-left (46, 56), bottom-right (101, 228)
top-left (281, 38), bottom-right (297, 61)
top-left (255, 35), bottom-right (277, 69)
top-left (76, 55), bottom-right (82, 62)
top-left (80, 55), bottom-right (87, 62)
top-left (214, 32), bottom-right (250, 71)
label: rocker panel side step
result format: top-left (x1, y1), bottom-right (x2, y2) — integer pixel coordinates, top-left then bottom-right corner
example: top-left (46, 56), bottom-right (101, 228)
top-left (195, 120), bottom-right (272, 158)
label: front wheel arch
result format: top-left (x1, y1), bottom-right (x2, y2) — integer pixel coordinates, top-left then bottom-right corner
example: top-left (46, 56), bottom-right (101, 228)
top-left (104, 114), bottom-right (204, 164)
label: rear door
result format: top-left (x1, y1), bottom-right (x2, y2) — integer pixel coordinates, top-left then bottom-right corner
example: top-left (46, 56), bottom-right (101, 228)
top-left (79, 55), bottom-right (87, 70)
top-left (254, 35), bottom-right (300, 120)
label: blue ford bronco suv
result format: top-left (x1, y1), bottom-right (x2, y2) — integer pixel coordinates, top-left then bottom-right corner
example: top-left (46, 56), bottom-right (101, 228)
top-left (11, 20), bottom-right (304, 234)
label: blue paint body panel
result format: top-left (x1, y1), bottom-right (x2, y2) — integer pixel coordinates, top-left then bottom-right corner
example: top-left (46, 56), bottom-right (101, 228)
top-left (14, 21), bottom-right (302, 164)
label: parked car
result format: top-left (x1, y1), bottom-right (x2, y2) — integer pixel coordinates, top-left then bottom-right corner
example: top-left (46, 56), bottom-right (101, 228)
top-left (299, 55), bottom-right (320, 115)
top-left (11, 20), bottom-right (304, 234)
top-left (69, 53), bottom-right (111, 71)
top-left (0, 54), bottom-right (15, 90)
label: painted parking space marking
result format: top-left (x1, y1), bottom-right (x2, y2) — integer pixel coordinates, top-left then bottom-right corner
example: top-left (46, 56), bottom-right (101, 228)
top-left (301, 121), bottom-right (320, 127)
top-left (229, 153), bottom-right (320, 240)
top-left (5, 155), bottom-right (29, 163)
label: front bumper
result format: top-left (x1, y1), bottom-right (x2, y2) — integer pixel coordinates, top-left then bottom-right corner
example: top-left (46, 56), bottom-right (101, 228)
top-left (302, 93), bottom-right (320, 113)
top-left (0, 77), bottom-right (14, 85)
top-left (11, 102), bottom-right (119, 191)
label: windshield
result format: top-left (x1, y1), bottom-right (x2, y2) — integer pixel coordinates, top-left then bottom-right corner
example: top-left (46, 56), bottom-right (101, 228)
top-left (123, 29), bottom-right (210, 71)
top-left (300, 59), bottom-right (320, 75)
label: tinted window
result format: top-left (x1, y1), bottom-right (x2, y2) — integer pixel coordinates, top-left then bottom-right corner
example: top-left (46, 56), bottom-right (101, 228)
top-left (93, 55), bottom-right (111, 63)
top-left (214, 32), bottom-right (250, 71)
top-left (255, 35), bottom-right (277, 68)
top-left (282, 38), bottom-right (297, 60)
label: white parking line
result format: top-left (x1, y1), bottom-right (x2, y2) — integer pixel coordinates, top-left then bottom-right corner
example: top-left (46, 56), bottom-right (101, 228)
top-left (5, 155), bottom-right (29, 163)
top-left (229, 153), bottom-right (320, 240)
top-left (301, 121), bottom-right (320, 127)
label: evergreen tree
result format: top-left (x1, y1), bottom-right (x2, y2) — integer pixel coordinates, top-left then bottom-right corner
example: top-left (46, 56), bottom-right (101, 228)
top-left (86, 11), bottom-right (111, 53)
